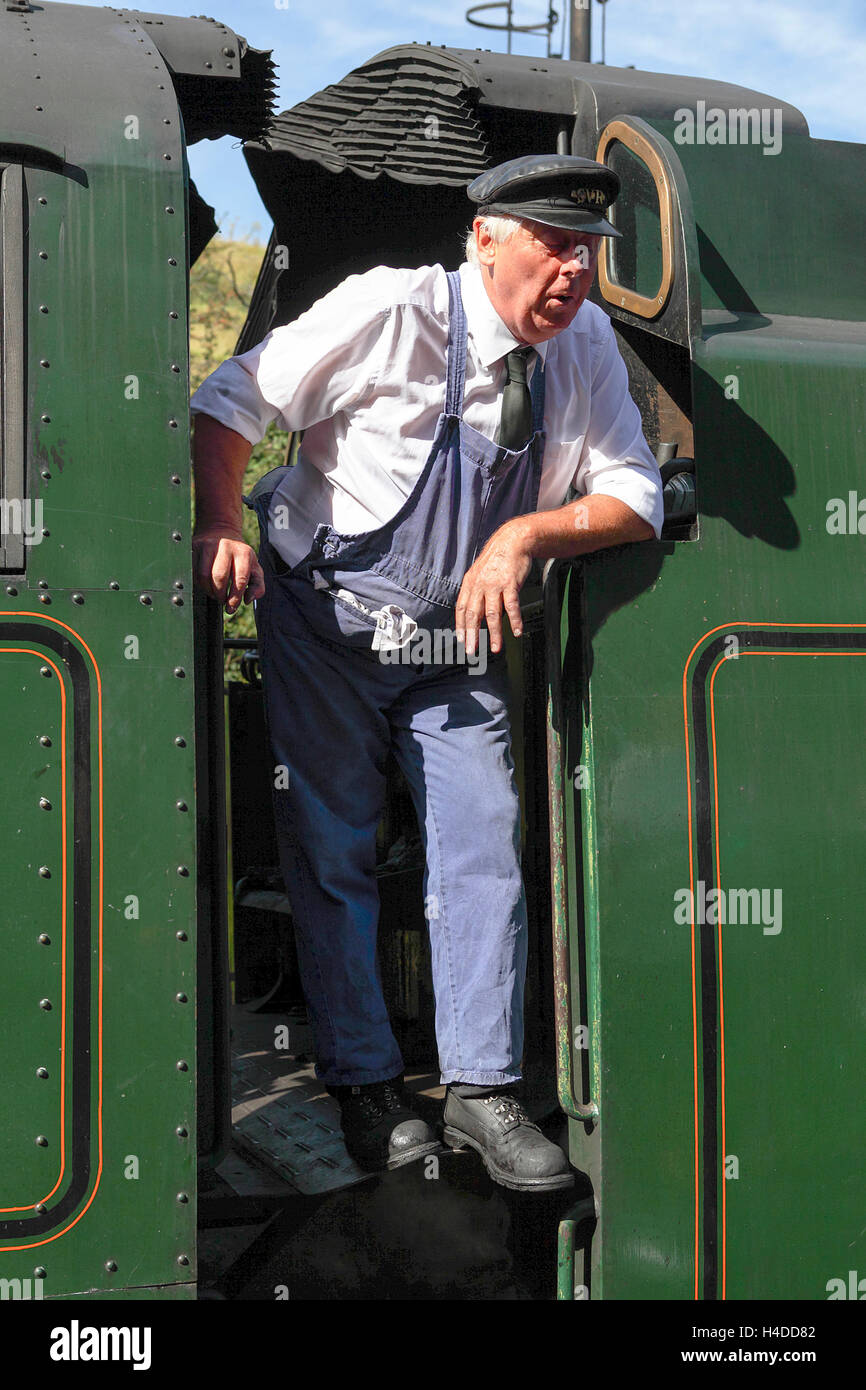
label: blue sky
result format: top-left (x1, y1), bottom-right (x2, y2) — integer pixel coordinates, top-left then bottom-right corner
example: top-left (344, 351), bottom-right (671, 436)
top-left (70, 0), bottom-right (865, 240)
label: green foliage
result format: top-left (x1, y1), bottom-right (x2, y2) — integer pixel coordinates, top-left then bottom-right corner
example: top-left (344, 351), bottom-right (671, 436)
top-left (190, 235), bottom-right (291, 680)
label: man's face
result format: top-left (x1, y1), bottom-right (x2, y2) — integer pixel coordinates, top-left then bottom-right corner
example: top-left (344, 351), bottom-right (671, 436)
top-left (474, 216), bottom-right (601, 345)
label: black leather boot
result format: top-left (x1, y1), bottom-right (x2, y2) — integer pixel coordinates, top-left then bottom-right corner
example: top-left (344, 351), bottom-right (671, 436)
top-left (329, 1076), bottom-right (440, 1172)
top-left (443, 1087), bottom-right (574, 1191)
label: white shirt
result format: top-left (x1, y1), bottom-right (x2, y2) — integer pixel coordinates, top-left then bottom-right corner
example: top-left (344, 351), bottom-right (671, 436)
top-left (190, 261), bottom-right (664, 567)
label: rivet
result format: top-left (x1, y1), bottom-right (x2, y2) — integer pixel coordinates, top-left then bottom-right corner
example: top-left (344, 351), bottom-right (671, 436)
top-left (41, 469), bottom-right (51, 480)
top-left (168, 418), bottom-right (178, 429)
top-left (39, 304), bottom-right (49, 314)
top-left (176, 1062), bottom-right (188, 1073)
top-left (165, 206), bottom-right (175, 215)
top-left (5, 585), bottom-right (17, 596)
top-left (40, 359), bottom-right (50, 368)
top-left (176, 931), bottom-right (188, 941)
top-left (41, 529), bottom-right (49, 538)
top-left (38, 196), bottom-right (47, 205)
top-left (170, 363), bottom-right (180, 373)
top-left (169, 311), bottom-right (178, 320)
top-left (35, 1135), bottom-right (48, 1146)
top-left (39, 736), bottom-right (51, 747)
top-left (39, 251), bottom-right (47, 259)
top-left (172, 531), bottom-right (182, 542)
top-left (176, 993), bottom-right (188, 1003)
top-left (170, 474), bottom-right (181, 484)
top-left (38, 579), bottom-right (48, 588)
top-left (34, 1267), bottom-right (46, 1280)
top-left (72, 593), bottom-right (84, 605)
top-left (40, 665), bottom-right (52, 676)
top-left (38, 934), bottom-right (50, 945)
top-left (172, 595), bottom-right (184, 606)
top-left (176, 801), bottom-right (188, 812)
top-left (38, 867), bottom-right (51, 879)
top-left (168, 257), bottom-right (177, 266)
top-left (176, 1192), bottom-right (189, 1204)
top-left (174, 667), bottom-right (186, 679)
top-left (105, 1260), bottom-right (118, 1273)
top-left (41, 414), bottom-right (50, 423)
top-left (39, 593), bottom-right (51, 603)
top-left (163, 153), bottom-right (172, 160)
top-left (36, 1066), bottom-right (49, 1077)
top-left (139, 593), bottom-right (152, 606)
top-left (39, 997), bottom-right (51, 1008)
top-left (176, 1126), bottom-right (188, 1137)
top-left (204, 61), bottom-right (213, 69)
top-left (39, 797), bottom-right (51, 810)
top-left (34, 1203), bottom-right (46, 1214)
top-left (173, 580), bottom-right (184, 590)
top-left (163, 118), bottom-right (171, 125)
top-left (177, 1254), bottom-right (190, 1266)
top-left (174, 736), bottom-right (186, 747)
top-left (109, 581), bottom-right (120, 590)
top-left (177, 865), bottom-right (189, 876)
top-left (222, 46), bottom-right (235, 57)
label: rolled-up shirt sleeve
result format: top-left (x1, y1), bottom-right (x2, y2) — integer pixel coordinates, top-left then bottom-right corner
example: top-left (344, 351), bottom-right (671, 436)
top-left (189, 270), bottom-right (393, 446)
top-left (574, 316), bottom-right (664, 540)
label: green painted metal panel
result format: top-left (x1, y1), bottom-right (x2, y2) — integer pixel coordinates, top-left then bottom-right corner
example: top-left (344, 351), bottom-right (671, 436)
top-left (0, 4), bottom-right (198, 1300)
top-left (643, 123), bottom-right (866, 323)
top-left (560, 319), bottom-right (866, 1299)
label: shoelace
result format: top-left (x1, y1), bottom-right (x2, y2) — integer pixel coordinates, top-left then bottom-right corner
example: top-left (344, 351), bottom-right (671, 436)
top-left (482, 1094), bottom-right (532, 1125)
top-left (373, 1080), bottom-right (407, 1114)
top-left (349, 1090), bottom-right (386, 1121)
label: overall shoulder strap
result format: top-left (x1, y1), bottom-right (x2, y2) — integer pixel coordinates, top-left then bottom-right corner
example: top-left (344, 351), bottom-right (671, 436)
top-left (444, 269), bottom-right (468, 418)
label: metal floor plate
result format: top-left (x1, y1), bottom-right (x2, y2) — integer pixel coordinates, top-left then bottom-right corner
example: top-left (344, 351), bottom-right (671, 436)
top-left (229, 1010), bottom-right (369, 1195)
top-left (228, 1006), bottom-right (447, 1195)
top-left (231, 1067), bottom-right (368, 1195)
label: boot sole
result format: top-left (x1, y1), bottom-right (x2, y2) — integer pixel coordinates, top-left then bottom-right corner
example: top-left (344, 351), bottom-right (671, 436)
top-left (349, 1139), bottom-right (443, 1173)
top-left (442, 1125), bottom-right (575, 1192)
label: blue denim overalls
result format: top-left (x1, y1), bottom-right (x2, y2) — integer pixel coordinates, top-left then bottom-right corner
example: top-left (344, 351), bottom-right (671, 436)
top-left (248, 269), bottom-right (546, 1086)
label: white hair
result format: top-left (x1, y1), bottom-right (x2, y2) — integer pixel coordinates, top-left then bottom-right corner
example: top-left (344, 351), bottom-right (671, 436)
top-left (464, 212), bottom-right (523, 265)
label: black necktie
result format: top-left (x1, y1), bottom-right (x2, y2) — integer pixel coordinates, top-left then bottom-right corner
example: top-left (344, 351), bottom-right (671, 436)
top-left (497, 346), bottom-right (534, 451)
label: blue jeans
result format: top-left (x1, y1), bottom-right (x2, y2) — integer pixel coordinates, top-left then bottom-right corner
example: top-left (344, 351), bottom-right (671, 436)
top-left (254, 555), bottom-right (528, 1087)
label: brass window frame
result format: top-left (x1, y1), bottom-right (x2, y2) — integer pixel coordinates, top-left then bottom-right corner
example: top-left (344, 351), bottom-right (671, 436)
top-left (596, 119), bottom-right (675, 320)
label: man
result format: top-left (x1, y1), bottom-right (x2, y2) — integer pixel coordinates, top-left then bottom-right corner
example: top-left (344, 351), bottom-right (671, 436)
top-left (191, 155), bottom-right (663, 1192)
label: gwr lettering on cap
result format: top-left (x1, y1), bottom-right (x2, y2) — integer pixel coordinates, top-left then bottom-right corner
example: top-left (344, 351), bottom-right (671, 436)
top-left (467, 153), bottom-right (622, 238)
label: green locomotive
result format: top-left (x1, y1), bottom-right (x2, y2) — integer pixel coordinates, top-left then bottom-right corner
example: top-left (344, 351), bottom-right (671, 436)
top-left (1, 1), bottom-right (863, 1301)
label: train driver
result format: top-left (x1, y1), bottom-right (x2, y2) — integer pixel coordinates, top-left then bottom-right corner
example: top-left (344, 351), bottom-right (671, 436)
top-left (190, 154), bottom-right (663, 1191)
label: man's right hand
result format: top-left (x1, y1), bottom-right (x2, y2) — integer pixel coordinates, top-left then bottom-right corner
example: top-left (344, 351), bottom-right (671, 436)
top-left (192, 527), bottom-right (266, 614)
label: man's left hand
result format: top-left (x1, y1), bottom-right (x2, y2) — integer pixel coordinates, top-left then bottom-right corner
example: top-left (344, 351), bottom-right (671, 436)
top-left (455, 519), bottom-right (533, 657)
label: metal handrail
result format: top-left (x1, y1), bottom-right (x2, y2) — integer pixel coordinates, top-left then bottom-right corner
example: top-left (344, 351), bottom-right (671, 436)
top-left (543, 558), bottom-right (598, 1122)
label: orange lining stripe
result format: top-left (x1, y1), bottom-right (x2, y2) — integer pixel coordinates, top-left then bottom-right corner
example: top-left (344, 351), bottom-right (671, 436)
top-left (0, 614), bottom-right (103, 1251)
top-left (708, 656), bottom-right (726, 1299)
top-left (683, 623), bottom-right (866, 1300)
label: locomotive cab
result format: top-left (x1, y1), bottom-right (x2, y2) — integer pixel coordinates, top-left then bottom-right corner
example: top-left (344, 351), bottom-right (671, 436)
top-left (2, 2), bottom-right (864, 1303)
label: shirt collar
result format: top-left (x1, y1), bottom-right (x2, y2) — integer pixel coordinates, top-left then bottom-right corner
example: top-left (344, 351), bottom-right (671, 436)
top-left (458, 261), bottom-right (550, 368)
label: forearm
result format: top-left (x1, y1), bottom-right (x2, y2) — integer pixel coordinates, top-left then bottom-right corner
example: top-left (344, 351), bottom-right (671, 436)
top-left (192, 413), bottom-right (254, 538)
top-left (511, 493), bottom-right (654, 561)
